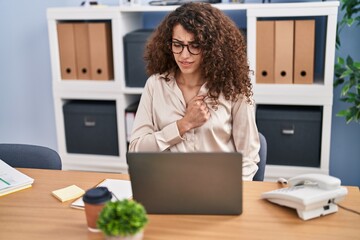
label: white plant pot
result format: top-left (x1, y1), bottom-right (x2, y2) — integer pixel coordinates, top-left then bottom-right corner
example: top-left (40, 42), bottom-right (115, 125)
top-left (105, 231), bottom-right (144, 240)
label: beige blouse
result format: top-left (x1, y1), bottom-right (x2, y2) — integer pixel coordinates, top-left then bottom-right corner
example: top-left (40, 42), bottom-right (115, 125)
top-left (129, 73), bottom-right (260, 180)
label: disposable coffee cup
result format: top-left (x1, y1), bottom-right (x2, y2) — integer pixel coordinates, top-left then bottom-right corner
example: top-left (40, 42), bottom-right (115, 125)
top-left (83, 186), bottom-right (112, 232)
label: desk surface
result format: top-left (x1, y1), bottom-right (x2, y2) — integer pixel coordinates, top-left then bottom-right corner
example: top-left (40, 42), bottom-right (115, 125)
top-left (0, 169), bottom-right (359, 240)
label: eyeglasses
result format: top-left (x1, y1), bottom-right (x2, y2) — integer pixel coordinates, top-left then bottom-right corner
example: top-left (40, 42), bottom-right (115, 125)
top-left (169, 41), bottom-right (201, 55)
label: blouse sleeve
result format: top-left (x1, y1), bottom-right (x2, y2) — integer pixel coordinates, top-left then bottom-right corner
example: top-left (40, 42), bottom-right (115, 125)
top-left (128, 76), bottom-right (183, 152)
top-left (232, 96), bottom-right (260, 181)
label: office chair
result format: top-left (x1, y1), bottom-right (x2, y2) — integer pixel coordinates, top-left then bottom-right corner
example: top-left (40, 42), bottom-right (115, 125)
top-left (253, 133), bottom-right (267, 181)
top-left (0, 144), bottom-right (62, 170)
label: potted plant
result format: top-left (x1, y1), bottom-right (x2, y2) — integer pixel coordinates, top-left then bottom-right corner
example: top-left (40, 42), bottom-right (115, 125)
top-left (97, 199), bottom-right (148, 240)
top-left (334, 0), bottom-right (360, 123)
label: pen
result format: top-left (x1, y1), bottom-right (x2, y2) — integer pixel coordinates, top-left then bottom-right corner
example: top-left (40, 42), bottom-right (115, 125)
top-left (0, 177), bottom-right (11, 185)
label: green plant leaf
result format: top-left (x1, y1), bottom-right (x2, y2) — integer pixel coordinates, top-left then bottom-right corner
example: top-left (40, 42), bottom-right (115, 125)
top-left (337, 56), bottom-right (345, 65)
top-left (97, 199), bottom-right (148, 237)
top-left (346, 115), bottom-right (354, 124)
top-left (340, 69), bottom-right (353, 79)
top-left (348, 92), bottom-right (357, 98)
top-left (346, 18), bottom-right (355, 26)
top-left (348, 63), bottom-right (360, 73)
top-left (337, 108), bottom-right (352, 124)
top-left (334, 65), bottom-right (347, 75)
top-left (336, 109), bottom-right (349, 117)
top-left (342, 96), bottom-right (355, 103)
top-left (341, 83), bottom-right (351, 96)
top-left (334, 78), bottom-right (345, 87)
top-left (356, 110), bottom-right (360, 122)
top-left (346, 55), bottom-right (354, 65)
top-left (354, 61), bottom-right (360, 70)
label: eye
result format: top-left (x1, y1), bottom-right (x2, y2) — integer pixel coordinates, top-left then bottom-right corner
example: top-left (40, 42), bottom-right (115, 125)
top-left (172, 42), bottom-right (182, 48)
top-left (190, 43), bottom-right (200, 49)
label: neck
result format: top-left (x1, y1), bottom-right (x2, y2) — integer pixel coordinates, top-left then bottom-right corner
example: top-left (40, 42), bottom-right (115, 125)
top-left (177, 72), bottom-right (204, 87)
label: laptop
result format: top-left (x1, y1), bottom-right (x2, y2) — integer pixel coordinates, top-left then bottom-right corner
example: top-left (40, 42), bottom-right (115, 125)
top-left (127, 152), bottom-right (243, 215)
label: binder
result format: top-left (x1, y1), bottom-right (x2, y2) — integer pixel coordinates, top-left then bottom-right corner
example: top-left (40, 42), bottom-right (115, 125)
top-left (57, 23), bottom-right (77, 79)
top-left (88, 22), bottom-right (114, 80)
top-left (274, 20), bottom-right (294, 84)
top-left (256, 21), bottom-right (275, 84)
top-left (294, 20), bottom-right (315, 84)
top-left (74, 23), bottom-right (91, 80)
top-left (125, 101), bottom-right (139, 143)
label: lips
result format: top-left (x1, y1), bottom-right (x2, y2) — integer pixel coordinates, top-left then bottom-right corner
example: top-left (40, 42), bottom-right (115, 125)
top-left (179, 61), bottom-right (193, 67)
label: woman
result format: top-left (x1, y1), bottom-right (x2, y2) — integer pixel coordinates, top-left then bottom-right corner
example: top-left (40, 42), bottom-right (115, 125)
top-left (129, 3), bottom-right (260, 180)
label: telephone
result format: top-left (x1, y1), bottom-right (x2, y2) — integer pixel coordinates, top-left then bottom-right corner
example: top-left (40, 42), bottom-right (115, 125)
top-left (261, 174), bottom-right (348, 220)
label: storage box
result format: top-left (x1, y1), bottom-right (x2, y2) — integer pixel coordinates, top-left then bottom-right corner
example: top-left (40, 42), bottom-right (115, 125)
top-left (123, 29), bottom-right (153, 87)
top-left (256, 105), bottom-right (322, 167)
top-left (63, 100), bottom-right (119, 156)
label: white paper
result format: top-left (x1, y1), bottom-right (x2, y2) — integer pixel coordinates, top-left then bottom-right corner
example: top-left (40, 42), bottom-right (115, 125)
top-left (71, 179), bottom-right (132, 209)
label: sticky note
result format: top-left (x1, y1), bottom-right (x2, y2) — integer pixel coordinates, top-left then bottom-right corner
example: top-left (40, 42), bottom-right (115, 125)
top-left (52, 185), bottom-right (85, 202)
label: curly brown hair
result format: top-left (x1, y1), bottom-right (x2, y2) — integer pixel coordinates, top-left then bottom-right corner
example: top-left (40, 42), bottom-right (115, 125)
top-left (144, 2), bottom-right (253, 105)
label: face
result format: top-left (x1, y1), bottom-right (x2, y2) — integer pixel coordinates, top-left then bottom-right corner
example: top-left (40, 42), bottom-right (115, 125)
top-left (171, 24), bottom-right (202, 76)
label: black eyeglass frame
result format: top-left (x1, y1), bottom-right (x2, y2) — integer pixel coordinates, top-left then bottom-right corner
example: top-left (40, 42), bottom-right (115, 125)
top-left (168, 41), bottom-right (202, 55)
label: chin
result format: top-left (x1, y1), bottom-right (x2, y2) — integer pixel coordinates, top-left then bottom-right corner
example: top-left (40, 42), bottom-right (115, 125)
top-left (179, 67), bottom-right (198, 74)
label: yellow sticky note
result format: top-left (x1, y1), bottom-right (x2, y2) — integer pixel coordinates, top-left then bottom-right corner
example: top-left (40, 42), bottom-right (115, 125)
top-left (52, 185), bottom-right (85, 202)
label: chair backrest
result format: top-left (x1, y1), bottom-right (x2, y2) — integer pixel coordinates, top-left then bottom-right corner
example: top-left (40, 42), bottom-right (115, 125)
top-left (253, 133), bottom-right (267, 181)
top-left (0, 144), bottom-right (62, 170)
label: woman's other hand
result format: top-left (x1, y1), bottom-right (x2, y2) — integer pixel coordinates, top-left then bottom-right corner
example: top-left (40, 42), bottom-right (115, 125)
top-left (177, 95), bottom-right (210, 136)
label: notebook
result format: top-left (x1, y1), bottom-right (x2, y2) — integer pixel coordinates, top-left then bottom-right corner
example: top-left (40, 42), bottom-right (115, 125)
top-left (127, 152), bottom-right (243, 215)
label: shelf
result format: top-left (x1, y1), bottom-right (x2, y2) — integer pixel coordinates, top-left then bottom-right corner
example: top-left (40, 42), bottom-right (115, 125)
top-left (60, 153), bottom-right (128, 173)
top-left (47, 1), bottom-right (339, 176)
top-left (47, 2), bottom-right (340, 15)
top-left (118, 2), bottom-right (339, 12)
top-left (53, 80), bottom-right (122, 94)
top-left (118, 3), bottom-right (248, 12)
top-left (253, 84), bottom-right (333, 105)
top-left (123, 87), bottom-right (144, 95)
top-left (47, 7), bottom-right (121, 20)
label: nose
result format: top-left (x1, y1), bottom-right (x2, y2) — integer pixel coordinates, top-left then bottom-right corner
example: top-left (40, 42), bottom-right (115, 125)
top-left (180, 46), bottom-right (191, 58)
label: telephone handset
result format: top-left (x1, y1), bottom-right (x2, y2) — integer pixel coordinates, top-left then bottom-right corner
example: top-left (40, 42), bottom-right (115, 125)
top-left (261, 174), bottom-right (348, 220)
top-left (288, 174), bottom-right (341, 190)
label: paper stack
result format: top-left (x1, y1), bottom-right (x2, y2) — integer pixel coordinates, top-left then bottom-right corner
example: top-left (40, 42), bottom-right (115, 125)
top-left (0, 160), bottom-right (35, 197)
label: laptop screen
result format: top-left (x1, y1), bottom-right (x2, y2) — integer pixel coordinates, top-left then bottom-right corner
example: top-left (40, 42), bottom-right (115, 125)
top-left (127, 152), bottom-right (243, 215)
